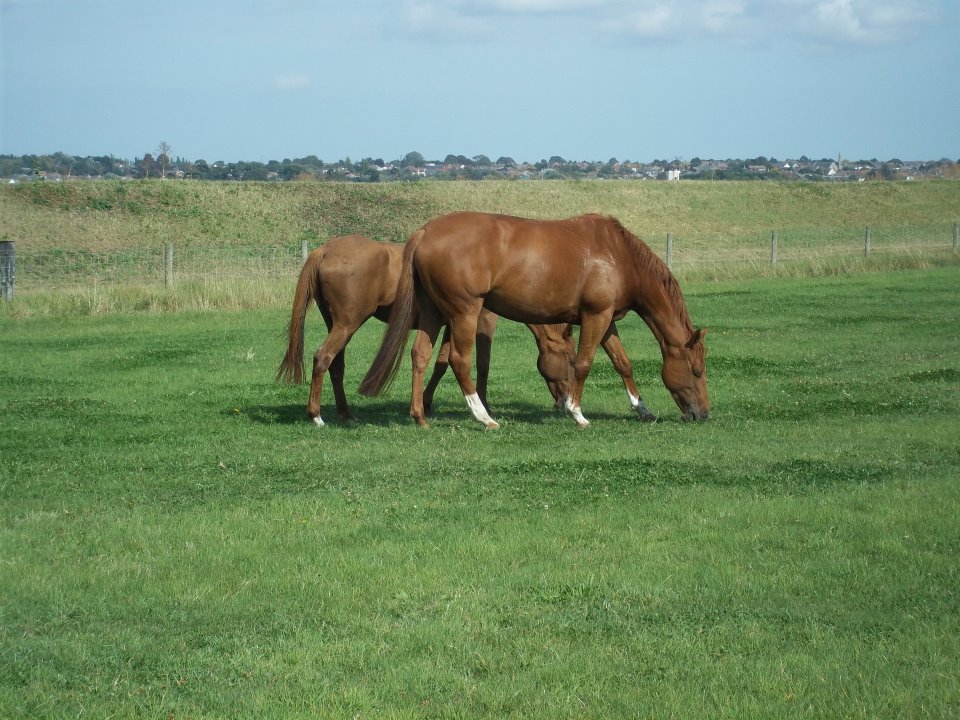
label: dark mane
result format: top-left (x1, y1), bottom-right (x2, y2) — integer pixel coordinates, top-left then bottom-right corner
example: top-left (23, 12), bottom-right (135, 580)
top-left (605, 216), bottom-right (694, 333)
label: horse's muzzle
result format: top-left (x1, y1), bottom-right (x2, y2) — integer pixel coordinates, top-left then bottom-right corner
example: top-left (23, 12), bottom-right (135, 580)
top-left (682, 409), bottom-right (710, 422)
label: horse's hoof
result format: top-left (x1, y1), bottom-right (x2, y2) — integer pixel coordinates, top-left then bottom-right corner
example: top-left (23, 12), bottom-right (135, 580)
top-left (575, 419), bottom-right (591, 429)
top-left (312, 416), bottom-right (325, 428)
top-left (637, 410), bottom-right (658, 422)
top-left (485, 420), bottom-right (501, 430)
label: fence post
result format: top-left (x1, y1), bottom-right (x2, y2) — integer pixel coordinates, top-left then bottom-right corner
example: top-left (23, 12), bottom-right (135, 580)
top-left (301, 240), bottom-right (309, 263)
top-left (770, 230), bottom-right (778, 267)
top-left (1, 241), bottom-right (14, 302)
top-left (666, 233), bottom-right (673, 270)
top-left (864, 226), bottom-right (871, 257)
top-left (164, 243), bottom-right (174, 288)
top-left (953, 222), bottom-right (958, 253)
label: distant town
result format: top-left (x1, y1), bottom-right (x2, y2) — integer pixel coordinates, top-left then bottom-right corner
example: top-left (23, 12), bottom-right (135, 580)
top-left (3, 150), bottom-right (958, 183)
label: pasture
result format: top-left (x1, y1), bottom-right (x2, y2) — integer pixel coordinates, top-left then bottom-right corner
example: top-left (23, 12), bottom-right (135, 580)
top-left (2, 266), bottom-right (959, 718)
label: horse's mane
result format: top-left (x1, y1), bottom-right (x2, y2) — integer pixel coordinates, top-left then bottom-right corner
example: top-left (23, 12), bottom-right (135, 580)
top-left (601, 216), bottom-right (694, 333)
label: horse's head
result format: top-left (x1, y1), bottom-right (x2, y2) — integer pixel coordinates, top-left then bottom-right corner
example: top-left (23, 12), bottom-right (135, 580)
top-left (535, 324), bottom-right (576, 407)
top-left (662, 328), bottom-right (710, 421)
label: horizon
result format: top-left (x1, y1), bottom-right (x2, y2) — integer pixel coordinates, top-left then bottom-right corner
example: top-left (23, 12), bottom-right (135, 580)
top-left (3, 149), bottom-right (952, 167)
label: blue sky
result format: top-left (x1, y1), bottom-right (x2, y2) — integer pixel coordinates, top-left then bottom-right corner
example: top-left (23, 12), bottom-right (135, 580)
top-left (2, 0), bottom-right (957, 163)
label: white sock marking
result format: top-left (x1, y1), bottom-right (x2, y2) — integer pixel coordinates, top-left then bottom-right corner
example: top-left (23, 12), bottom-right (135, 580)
top-left (564, 396), bottom-right (590, 427)
top-left (313, 415), bottom-right (325, 428)
top-left (465, 392), bottom-right (499, 429)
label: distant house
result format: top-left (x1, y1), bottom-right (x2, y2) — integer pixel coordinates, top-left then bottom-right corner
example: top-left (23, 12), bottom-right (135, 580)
top-left (666, 170), bottom-right (681, 181)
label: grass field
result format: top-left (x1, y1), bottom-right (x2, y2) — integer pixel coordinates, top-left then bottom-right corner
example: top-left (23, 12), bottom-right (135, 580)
top-left (2, 266), bottom-right (958, 718)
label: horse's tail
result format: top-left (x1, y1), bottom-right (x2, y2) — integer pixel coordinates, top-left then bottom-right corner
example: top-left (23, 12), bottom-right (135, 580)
top-left (358, 229), bottom-right (424, 396)
top-left (276, 247), bottom-right (325, 384)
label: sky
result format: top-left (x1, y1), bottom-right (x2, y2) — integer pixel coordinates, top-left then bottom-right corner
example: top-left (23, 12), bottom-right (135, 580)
top-left (1, 0), bottom-right (958, 164)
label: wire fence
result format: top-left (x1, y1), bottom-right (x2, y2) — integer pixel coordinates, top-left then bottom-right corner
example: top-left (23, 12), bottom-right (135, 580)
top-left (6, 244), bottom-right (307, 291)
top-left (3, 223), bottom-right (958, 295)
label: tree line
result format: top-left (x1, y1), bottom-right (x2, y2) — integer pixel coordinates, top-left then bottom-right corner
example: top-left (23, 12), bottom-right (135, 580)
top-left (3, 149), bottom-right (958, 183)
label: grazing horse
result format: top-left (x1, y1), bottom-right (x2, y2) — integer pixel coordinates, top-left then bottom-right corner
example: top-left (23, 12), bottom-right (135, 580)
top-left (277, 235), bottom-right (617, 425)
top-left (359, 212), bottom-right (708, 428)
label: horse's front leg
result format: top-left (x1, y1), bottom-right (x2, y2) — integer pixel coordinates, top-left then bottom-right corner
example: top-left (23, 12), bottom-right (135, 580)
top-left (448, 309), bottom-right (499, 429)
top-left (422, 326), bottom-right (452, 415)
top-left (601, 323), bottom-right (656, 421)
top-left (409, 314), bottom-right (442, 428)
top-left (475, 309), bottom-right (498, 411)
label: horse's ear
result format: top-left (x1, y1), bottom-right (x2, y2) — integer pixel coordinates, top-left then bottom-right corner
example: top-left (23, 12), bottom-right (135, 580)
top-left (686, 328), bottom-right (707, 348)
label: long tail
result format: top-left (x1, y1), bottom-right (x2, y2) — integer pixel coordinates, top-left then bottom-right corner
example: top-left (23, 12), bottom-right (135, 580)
top-left (276, 247), bottom-right (325, 384)
top-left (358, 229), bottom-right (424, 396)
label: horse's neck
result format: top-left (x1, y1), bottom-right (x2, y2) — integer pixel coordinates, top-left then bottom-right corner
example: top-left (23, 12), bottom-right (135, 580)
top-left (635, 284), bottom-right (689, 351)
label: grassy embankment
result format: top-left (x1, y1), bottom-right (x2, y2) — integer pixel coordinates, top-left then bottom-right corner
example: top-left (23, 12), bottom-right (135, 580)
top-left (1, 179), bottom-right (957, 315)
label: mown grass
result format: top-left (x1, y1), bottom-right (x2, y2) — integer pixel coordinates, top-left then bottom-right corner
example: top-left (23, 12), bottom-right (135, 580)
top-left (2, 268), bottom-right (958, 718)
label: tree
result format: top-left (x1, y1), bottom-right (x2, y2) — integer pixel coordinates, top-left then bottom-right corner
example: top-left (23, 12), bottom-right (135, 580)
top-left (141, 153), bottom-right (155, 178)
top-left (156, 142), bottom-right (171, 179)
top-left (402, 151), bottom-right (425, 167)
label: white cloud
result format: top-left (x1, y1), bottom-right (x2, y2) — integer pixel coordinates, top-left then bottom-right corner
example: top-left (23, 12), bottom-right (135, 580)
top-left (700, 0), bottom-right (746, 33)
top-left (484, 0), bottom-right (603, 11)
top-left (602, 4), bottom-right (673, 37)
top-left (396, 0), bottom-right (942, 46)
top-left (400, 0), bottom-right (492, 38)
top-left (810, 0), bottom-right (868, 41)
top-left (801, 0), bottom-right (939, 44)
top-left (274, 74), bottom-right (311, 91)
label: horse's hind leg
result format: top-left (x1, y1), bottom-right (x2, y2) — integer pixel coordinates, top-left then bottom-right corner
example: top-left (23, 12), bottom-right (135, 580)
top-left (308, 324), bottom-right (354, 427)
top-left (602, 323), bottom-right (656, 421)
top-left (424, 310), bottom-right (496, 414)
top-left (448, 306), bottom-right (499, 430)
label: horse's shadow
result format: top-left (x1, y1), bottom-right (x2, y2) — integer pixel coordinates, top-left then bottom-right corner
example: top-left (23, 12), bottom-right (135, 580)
top-left (235, 399), bottom-right (661, 428)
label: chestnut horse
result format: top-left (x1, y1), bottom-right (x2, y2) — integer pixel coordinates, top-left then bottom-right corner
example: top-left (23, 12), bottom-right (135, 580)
top-left (359, 212), bottom-right (708, 428)
top-left (278, 235), bottom-right (645, 425)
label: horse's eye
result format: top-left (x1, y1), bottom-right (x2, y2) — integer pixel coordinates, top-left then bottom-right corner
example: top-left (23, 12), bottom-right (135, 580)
top-left (692, 368), bottom-right (703, 378)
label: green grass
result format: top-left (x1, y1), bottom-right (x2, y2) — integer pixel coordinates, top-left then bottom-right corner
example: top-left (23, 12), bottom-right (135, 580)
top-left (2, 267), bottom-right (959, 718)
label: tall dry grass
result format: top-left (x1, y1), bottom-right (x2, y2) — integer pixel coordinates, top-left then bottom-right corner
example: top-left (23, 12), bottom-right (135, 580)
top-left (1, 179), bottom-right (957, 316)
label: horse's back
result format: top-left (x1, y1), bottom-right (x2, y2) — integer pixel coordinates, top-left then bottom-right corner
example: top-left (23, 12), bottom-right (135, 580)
top-left (318, 235), bottom-right (404, 316)
top-left (414, 212), bottom-right (632, 323)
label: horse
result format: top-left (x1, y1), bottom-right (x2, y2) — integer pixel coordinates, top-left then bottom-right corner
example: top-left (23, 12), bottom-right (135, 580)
top-left (359, 212), bottom-right (708, 429)
top-left (277, 235), bottom-right (641, 426)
